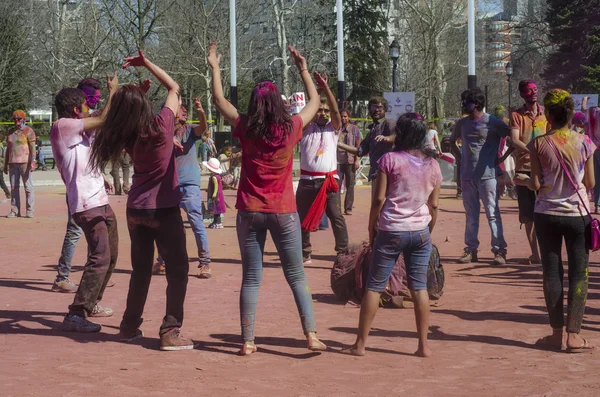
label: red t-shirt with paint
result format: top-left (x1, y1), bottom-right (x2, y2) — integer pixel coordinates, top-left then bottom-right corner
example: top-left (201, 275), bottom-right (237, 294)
top-left (234, 114), bottom-right (303, 213)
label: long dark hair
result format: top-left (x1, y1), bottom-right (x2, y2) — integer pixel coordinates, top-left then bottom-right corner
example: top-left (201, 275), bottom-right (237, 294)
top-left (89, 84), bottom-right (159, 172)
top-left (245, 81), bottom-right (292, 143)
top-left (394, 113), bottom-right (436, 158)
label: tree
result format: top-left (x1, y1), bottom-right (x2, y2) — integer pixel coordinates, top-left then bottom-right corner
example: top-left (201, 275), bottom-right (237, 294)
top-left (543, 0), bottom-right (600, 92)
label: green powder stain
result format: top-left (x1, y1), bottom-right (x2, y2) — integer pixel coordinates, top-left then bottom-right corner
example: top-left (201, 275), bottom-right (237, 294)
top-left (544, 89), bottom-right (570, 107)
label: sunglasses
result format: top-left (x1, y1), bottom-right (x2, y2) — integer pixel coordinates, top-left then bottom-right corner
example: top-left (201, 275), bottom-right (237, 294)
top-left (318, 108), bottom-right (331, 113)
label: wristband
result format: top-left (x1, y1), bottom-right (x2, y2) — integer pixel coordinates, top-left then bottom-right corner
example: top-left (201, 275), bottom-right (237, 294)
top-left (299, 68), bottom-right (308, 73)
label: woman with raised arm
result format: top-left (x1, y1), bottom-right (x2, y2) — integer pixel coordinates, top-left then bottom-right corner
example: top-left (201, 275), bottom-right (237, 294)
top-left (90, 50), bottom-right (194, 352)
top-left (208, 41), bottom-right (325, 355)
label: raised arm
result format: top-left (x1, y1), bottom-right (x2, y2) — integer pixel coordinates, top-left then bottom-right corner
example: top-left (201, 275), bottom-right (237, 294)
top-left (314, 71), bottom-right (341, 130)
top-left (83, 71), bottom-right (119, 132)
top-left (289, 46), bottom-right (319, 128)
top-left (192, 97), bottom-right (208, 137)
top-left (582, 96), bottom-right (589, 112)
top-left (208, 41), bottom-right (239, 126)
top-left (123, 50), bottom-right (180, 115)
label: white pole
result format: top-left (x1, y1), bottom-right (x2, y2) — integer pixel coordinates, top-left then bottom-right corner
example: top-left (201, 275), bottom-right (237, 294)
top-left (229, 0), bottom-right (237, 95)
top-left (336, 0), bottom-right (346, 105)
top-left (467, 0), bottom-right (476, 88)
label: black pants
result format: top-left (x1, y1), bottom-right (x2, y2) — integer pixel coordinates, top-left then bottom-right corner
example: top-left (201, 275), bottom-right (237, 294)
top-left (0, 169), bottom-right (9, 197)
top-left (534, 213), bottom-right (590, 333)
top-left (69, 205), bottom-right (118, 316)
top-left (121, 206), bottom-right (189, 335)
top-left (338, 163), bottom-right (355, 213)
top-left (296, 179), bottom-right (349, 259)
top-left (455, 158), bottom-right (462, 195)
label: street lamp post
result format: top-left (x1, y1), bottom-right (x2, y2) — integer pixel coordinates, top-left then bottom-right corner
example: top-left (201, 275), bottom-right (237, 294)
top-left (505, 62), bottom-right (514, 112)
top-left (389, 39), bottom-right (400, 92)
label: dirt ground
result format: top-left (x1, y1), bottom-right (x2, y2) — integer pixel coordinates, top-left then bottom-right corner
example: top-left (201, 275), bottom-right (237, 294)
top-left (1, 185), bottom-right (600, 397)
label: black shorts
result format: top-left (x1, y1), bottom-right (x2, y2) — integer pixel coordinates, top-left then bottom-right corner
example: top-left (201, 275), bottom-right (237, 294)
top-left (516, 171), bottom-right (536, 224)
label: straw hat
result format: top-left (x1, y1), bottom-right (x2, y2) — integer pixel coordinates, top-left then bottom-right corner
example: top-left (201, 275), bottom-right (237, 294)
top-left (202, 157), bottom-right (222, 174)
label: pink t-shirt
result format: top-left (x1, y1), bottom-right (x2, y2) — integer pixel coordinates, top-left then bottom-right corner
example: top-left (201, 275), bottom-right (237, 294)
top-left (528, 131), bottom-right (596, 216)
top-left (377, 151), bottom-right (442, 232)
top-left (7, 126), bottom-right (35, 164)
top-left (127, 107), bottom-right (181, 210)
top-left (50, 118), bottom-right (109, 215)
top-left (233, 114), bottom-right (303, 213)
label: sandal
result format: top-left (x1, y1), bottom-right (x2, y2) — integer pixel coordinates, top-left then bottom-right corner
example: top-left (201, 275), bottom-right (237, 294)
top-left (566, 338), bottom-right (595, 354)
top-left (239, 341), bottom-right (258, 356)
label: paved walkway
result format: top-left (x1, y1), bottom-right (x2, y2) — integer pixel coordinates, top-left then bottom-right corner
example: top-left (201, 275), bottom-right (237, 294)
top-left (1, 186), bottom-right (598, 396)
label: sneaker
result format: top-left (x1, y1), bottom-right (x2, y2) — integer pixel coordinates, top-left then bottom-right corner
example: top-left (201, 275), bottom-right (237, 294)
top-left (303, 257), bottom-right (312, 265)
top-left (62, 314), bottom-right (101, 333)
top-left (120, 328), bottom-right (144, 342)
top-left (52, 279), bottom-right (77, 293)
top-left (159, 328), bottom-right (194, 351)
top-left (208, 223), bottom-right (223, 229)
top-left (6, 212), bottom-right (17, 218)
top-left (457, 250), bottom-right (478, 263)
top-left (152, 262), bottom-right (166, 275)
top-left (492, 252), bottom-right (507, 266)
top-left (197, 265), bottom-right (212, 279)
top-left (25, 211), bottom-right (34, 218)
top-left (90, 304), bottom-right (114, 317)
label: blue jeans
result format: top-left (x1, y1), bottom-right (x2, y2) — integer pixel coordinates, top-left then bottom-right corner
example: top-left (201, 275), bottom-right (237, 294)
top-left (9, 163), bottom-right (34, 216)
top-left (320, 213), bottom-right (328, 229)
top-left (593, 150), bottom-right (600, 206)
top-left (57, 203), bottom-right (83, 281)
top-left (157, 185), bottom-right (210, 266)
top-left (367, 229), bottom-right (432, 291)
top-left (462, 178), bottom-right (507, 254)
top-left (236, 211), bottom-right (317, 341)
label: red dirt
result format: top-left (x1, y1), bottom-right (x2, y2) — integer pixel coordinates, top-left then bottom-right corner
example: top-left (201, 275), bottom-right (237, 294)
top-left (1, 186), bottom-right (600, 396)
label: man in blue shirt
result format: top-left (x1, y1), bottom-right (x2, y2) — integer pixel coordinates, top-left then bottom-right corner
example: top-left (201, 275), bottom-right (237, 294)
top-left (451, 88), bottom-right (509, 265)
top-left (154, 99), bottom-right (212, 278)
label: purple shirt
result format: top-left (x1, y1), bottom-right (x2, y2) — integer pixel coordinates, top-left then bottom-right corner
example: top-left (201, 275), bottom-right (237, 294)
top-left (126, 107), bottom-right (182, 209)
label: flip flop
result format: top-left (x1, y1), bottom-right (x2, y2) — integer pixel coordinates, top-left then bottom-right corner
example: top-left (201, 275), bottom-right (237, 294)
top-left (534, 335), bottom-right (563, 351)
top-left (566, 338), bottom-right (595, 354)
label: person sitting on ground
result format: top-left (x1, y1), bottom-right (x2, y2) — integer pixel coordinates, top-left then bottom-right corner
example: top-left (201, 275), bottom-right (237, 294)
top-left (90, 50), bottom-right (194, 351)
top-left (514, 89), bottom-right (595, 353)
top-left (4, 110), bottom-right (36, 218)
top-left (51, 74), bottom-right (119, 333)
top-left (342, 113), bottom-right (442, 358)
top-left (208, 41), bottom-right (326, 355)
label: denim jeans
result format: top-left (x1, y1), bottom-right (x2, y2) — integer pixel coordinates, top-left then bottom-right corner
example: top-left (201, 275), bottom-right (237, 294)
top-left (236, 211), bottom-right (317, 342)
top-left (56, 203), bottom-right (83, 281)
top-left (461, 178), bottom-right (507, 254)
top-left (68, 205), bottom-right (118, 316)
top-left (121, 207), bottom-right (189, 335)
top-left (9, 163), bottom-right (34, 216)
top-left (534, 213), bottom-right (590, 333)
top-left (593, 150), bottom-right (600, 206)
top-left (156, 185), bottom-right (210, 266)
top-left (367, 229), bottom-right (432, 292)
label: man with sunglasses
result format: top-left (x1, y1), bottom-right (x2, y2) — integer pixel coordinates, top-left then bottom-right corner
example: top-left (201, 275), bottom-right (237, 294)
top-left (337, 96), bottom-right (396, 187)
top-left (4, 110), bottom-right (36, 218)
top-left (296, 72), bottom-right (349, 265)
top-left (451, 88), bottom-right (510, 265)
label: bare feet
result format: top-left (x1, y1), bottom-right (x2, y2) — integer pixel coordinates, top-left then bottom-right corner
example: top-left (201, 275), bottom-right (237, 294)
top-left (535, 328), bottom-right (564, 351)
top-left (340, 344), bottom-right (365, 356)
top-left (306, 333), bottom-right (327, 351)
top-left (239, 341), bottom-right (258, 356)
top-left (415, 346), bottom-right (432, 357)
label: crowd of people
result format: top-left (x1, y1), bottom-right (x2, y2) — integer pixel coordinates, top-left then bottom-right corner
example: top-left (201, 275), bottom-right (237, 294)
top-left (2, 40), bottom-right (599, 356)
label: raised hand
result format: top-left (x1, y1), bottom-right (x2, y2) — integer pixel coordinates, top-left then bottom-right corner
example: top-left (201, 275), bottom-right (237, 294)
top-left (313, 71), bottom-right (328, 90)
top-left (288, 45), bottom-right (307, 71)
top-left (207, 41), bottom-right (222, 69)
top-left (106, 70), bottom-right (119, 95)
top-left (139, 79), bottom-right (151, 95)
top-left (123, 50), bottom-right (147, 69)
top-left (194, 97), bottom-right (204, 113)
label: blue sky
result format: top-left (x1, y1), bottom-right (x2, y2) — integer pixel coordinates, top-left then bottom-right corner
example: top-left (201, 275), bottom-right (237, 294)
top-left (479, 0), bottom-right (503, 17)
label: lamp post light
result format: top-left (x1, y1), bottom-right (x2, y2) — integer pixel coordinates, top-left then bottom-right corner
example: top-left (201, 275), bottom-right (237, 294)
top-left (389, 38), bottom-right (400, 92)
top-left (505, 61), bottom-right (514, 112)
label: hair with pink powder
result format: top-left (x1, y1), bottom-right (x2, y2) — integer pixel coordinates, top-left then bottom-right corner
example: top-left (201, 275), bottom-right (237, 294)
top-left (245, 81), bottom-right (292, 143)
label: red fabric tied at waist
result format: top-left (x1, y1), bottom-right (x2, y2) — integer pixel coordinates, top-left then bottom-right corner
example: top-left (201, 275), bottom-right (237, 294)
top-left (300, 169), bottom-right (339, 232)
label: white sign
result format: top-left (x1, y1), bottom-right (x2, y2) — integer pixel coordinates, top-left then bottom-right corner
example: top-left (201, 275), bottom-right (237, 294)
top-left (572, 94), bottom-right (598, 110)
top-left (288, 92), bottom-right (306, 115)
top-left (383, 92), bottom-right (415, 120)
